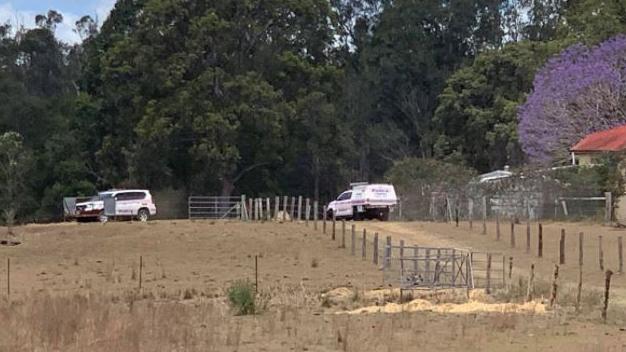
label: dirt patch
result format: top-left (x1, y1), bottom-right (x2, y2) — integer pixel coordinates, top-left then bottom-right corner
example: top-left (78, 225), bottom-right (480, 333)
top-left (341, 298), bottom-right (546, 315)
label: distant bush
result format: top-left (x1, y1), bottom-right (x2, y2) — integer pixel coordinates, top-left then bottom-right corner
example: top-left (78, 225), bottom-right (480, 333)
top-left (385, 158), bottom-right (477, 194)
top-left (227, 280), bottom-right (256, 315)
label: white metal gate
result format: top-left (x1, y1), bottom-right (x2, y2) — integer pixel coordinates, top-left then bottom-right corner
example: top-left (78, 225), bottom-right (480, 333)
top-left (188, 196), bottom-right (242, 219)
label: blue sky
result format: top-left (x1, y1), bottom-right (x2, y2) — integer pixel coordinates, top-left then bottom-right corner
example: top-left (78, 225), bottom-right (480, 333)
top-left (0, 0), bottom-right (115, 43)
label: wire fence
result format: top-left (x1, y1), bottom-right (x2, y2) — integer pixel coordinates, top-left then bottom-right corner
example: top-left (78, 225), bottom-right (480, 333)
top-left (397, 192), bottom-right (611, 223)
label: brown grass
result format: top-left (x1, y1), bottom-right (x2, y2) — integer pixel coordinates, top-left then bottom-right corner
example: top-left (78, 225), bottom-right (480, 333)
top-left (0, 220), bottom-right (625, 351)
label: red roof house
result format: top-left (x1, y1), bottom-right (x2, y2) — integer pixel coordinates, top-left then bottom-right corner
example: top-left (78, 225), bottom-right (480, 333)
top-left (571, 124), bottom-right (626, 165)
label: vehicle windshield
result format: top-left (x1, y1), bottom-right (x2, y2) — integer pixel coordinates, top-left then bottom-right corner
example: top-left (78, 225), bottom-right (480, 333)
top-left (99, 193), bottom-right (114, 200)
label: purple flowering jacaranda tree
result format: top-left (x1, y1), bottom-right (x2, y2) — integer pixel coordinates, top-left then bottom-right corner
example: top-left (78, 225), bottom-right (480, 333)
top-left (518, 35), bottom-right (626, 164)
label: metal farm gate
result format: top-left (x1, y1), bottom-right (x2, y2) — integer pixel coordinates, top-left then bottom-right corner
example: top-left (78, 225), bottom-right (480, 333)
top-left (188, 196), bottom-right (242, 220)
top-left (383, 245), bottom-right (505, 291)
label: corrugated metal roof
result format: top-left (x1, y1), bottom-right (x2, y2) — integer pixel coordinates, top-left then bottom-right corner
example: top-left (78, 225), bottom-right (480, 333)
top-left (571, 124), bottom-right (626, 152)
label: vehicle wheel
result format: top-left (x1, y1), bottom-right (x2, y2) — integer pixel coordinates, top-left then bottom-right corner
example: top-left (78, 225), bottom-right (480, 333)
top-left (326, 209), bottom-right (334, 220)
top-left (137, 208), bottom-right (150, 222)
top-left (352, 207), bottom-right (362, 221)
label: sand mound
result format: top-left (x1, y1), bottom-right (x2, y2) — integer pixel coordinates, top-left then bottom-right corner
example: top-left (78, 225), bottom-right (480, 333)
top-left (323, 287), bottom-right (355, 305)
top-left (340, 299), bottom-right (546, 315)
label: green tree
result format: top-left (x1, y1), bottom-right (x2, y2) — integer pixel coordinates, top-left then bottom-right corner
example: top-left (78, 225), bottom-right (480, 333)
top-left (340, 0), bottom-right (506, 179)
top-left (559, 0), bottom-right (626, 43)
top-left (0, 132), bottom-right (31, 232)
top-left (434, 40), bottom-right (565, 171)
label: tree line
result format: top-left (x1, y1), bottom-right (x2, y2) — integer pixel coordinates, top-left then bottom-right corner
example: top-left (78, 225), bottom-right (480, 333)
top-left (1, 0), bottom-right (625, 222)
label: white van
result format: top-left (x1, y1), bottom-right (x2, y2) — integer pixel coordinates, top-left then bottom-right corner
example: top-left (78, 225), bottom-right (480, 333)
top-left (75, 189), bottom-right (157, 222)
top-left (327, 183), bottom-right (397, 221)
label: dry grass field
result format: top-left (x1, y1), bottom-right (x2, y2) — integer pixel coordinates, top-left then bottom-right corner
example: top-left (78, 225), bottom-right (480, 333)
top-left (0, 219), bottom-right (625, 351)
top-left (364, 220), bottom-right (626, 305)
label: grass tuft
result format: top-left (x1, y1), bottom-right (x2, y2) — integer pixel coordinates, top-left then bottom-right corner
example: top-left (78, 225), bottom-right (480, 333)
top-left (227, 280), bottom-right (257, 315)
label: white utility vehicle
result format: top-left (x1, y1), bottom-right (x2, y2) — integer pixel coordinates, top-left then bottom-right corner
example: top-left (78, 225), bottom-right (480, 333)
top-left (326, 183), bottom-right (397, 221)
top-left (75, 189), bottom-right (157, 222)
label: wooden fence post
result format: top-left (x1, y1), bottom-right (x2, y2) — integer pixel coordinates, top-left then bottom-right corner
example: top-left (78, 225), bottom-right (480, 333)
top-left (425, 249), bottom-right (431, 279)
top-left (241, 195), bottom-right (247, 221)
top-left (576, 261), bottom-right (583, 312)
top-left (549, 264), bottom-right (559, 308)
top-left (496, 213), bottom-right (501, 241)
top-left (7, 257), bottom-right (10, 299)
top-left (313, 201), bottom-right (318, 230)
top-left (305, 198), bottom-right (310, 226)
top-left (290, 196), bottom-right (295, 222)
top-left (274, 196), bottom-right (279, 221)
top-left (330, 212), bottom-right (337, 241)
top-left (332, 215), bottom-right (336, 240)
top-left (362, 229), bottom-right (367, 260)
top-left (602, 270), bottom-right (614, 322)
top-left (538, 223), bottom-right (543, 258)
top-left (526, 221), bottom-right (531, 254)
top-left (579, 232), bottom-right (584, 266)
top-left (266, 197), bottom-right (271, 221)
top-left (322, 205), bottom-right (327, 234)
top-left (599, 235), bottom-right (605, 271)
top-left (351, 225), bottom-right (355, 255)
top-left (139, 255), bottom-right (143, 290)
top-left (619, 236), bottom-right (623, 274)
top-left (559, 229), bottom-right (565, 265)
top-left (249, 198), bottom-right (253, 221)
top-left (486, 254), bottom-right (492, 294)
top-left (508, 256), bottom-right (513, 282)
top-left (386, 236), bottom-right (392, 269)
top-left (400, 240), bottom-right (405, 274)
top-left (510, 220), bottom-right (515, 248)
top-left (526, 263), bottom-right (535, 302)
top-left (282, 196), bottom-right (288, 221)
top-left (297, 196), bottom-right (302, 221)
top-left (373, 233), bottom-right (379, 265)
top-left (482, 196), bottom-right (487, 235)
top-left (413, 246), bottom-right (419, 273)
top-left (341, 220), bottom-right (346, 248)
top-left (254, 198), bottom-right (259, 221)
top-left (451, 249), bottom-right (457, 286)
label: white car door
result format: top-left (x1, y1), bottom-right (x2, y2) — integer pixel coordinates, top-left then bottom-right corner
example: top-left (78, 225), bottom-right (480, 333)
top-left (114, 192), bottom-right (132, 216)
top-left (335, 191), bottom-right (353, 217)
